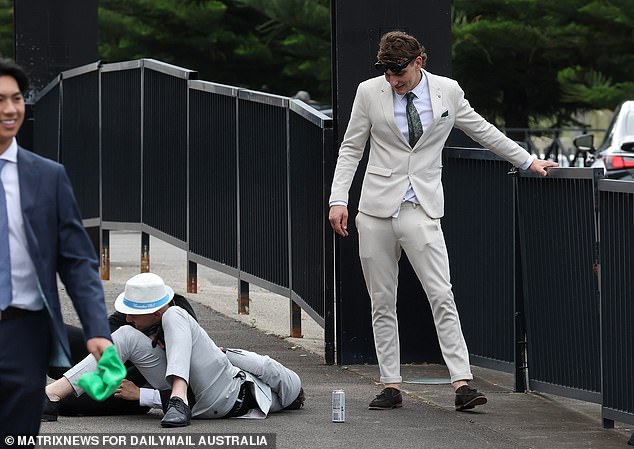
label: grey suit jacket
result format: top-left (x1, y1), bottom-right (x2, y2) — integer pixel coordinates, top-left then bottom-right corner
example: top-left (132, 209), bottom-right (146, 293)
top-left (329, 70), bottom-right (529, 218)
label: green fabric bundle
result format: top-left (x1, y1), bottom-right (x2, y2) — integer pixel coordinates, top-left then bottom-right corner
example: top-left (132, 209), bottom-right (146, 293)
top-left (76, 345), bottom-right (127, 401)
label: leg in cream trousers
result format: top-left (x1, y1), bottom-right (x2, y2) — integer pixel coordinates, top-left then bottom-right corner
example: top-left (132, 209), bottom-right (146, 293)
top-left (356, 202), bottom-right (472, 384)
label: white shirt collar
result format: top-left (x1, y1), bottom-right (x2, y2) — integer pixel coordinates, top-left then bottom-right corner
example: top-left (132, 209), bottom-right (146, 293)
top-left (0, 138), bottom-right (18, 163)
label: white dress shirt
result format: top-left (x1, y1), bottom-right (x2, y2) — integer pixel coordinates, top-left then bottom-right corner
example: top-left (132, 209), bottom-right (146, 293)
top-left (139, 387), bottom-right (162, 408)
top-left (0, 138), bottom-right (44, 310)
top-left (391, 70), bottom-right (433, 216)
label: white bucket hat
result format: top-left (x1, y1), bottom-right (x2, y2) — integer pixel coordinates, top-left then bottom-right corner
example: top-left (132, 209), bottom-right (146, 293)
top-left (114, 273), bottom-right (174, 315)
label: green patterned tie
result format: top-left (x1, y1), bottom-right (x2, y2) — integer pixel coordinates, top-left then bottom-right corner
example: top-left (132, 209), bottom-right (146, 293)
top-left (405, 92), bottom-right (423, 147)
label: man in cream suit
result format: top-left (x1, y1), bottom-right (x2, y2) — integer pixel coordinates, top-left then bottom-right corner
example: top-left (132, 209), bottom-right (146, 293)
top-left (329, 31), bottom-right (557, 411)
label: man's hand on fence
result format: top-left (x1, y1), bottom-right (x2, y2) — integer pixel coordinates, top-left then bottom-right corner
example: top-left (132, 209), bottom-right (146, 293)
top-left (528, 158), bottom-right (559, 176)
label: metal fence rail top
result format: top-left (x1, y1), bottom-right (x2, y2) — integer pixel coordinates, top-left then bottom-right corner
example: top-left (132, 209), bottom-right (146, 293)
top-left (61, 61), bottom-right (101, 79)
top-left (238, 89), bottom-right (289, 108)
top-left (503, 127), bottom-right (606, 134)
top-left (188, 80), bottom-right (239, 97)
top-left (519, 167), bottom-right (603, 180)
top-left (443, 146), bottom-right (507, 161)
top-left (34, 58), bottom-right (331, 128)
top-left (290, 99), bottom-right (332, 128)
top-left (599, 179), bottom-right (634, 193)
top-left (142, 59), bottom-right (197, 79)
top-left (101, 60), bottom-right (143, 72)
top-left (33, 75), bottom-right (61, 102)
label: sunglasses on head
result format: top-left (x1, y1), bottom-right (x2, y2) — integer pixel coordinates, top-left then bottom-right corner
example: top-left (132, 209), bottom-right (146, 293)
top-left (374, 56), bottom-right (416, 75)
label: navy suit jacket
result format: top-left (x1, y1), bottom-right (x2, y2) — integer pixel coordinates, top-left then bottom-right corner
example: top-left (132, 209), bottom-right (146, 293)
top-left (17, 146), bottom-right (111, 366)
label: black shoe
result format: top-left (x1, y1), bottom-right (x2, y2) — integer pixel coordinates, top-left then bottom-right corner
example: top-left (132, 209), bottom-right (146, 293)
top-left (161, 397), bottom-right (191, 428)
top-left (369, 387), bottom-right (403, 410)
top-left (628, 431), bottom-right (634, 446)
top-left (455, 385), bottom-right (487, 411)
top-left (41, 396), bottom-right (59, 422)
top-left (284, 388), bottom-right (305, 410)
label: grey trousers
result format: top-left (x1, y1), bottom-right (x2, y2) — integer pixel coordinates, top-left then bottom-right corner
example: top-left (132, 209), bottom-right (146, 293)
top-left (355, 203), bottom-right (473, 384)
top-left (65, 306), bottom-right (302, 418)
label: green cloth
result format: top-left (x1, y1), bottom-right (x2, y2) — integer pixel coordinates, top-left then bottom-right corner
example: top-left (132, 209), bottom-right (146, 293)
top-left (76, 345), bottom-right (127, 401)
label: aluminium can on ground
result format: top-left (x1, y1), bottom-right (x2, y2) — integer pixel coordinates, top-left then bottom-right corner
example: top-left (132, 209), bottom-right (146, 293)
top-left (332, 390), bottom-right (345, 422)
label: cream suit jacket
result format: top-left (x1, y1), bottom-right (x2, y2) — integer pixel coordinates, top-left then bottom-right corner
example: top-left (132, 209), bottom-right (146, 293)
top-left (329, 70), bottom-right (530, 218)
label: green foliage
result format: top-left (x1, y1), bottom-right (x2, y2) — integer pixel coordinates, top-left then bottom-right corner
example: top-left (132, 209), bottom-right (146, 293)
top-left (99, 0), bottom-right (273, 90)
top-left (233, 0), bottom-right (331, 102)
top-left (4, 0), bottom-right (630, 124)
top-left (558, 67), bottom-right (634, 108)
top-left (98, 0), bottom-right (331, 101)
top-left (452, 0), bottom-right (634, 131)
top-left (0, 0), bottom-right (13, 59)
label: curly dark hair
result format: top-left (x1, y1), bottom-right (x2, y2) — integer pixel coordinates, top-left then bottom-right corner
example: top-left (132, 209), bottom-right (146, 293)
top-left (377, 31), bottom-right (427, 69)
top-left (0, 59), bottom-right (29, 94)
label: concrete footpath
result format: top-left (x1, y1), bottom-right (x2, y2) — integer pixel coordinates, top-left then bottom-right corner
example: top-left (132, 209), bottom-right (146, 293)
top-left (44, 231), bottom-right (633, 449)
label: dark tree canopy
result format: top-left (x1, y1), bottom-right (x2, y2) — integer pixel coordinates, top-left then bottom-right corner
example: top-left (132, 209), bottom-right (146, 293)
top-left (1, 0), bottom-right (631, 125)
top-left (452, 0), bottom-right (634, 134)
top-left (98, 0), bottom-right (331, 102)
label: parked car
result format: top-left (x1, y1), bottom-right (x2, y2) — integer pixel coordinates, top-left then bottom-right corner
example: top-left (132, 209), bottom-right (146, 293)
top-left (590, 100), bottom-right (634, 180)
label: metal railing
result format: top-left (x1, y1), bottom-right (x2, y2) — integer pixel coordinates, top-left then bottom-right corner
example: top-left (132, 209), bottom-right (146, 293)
top-left (32, 59), bottom-right (335, 363)
top-left (598, 180), bottom-right (634, 427)
top-left (517, 168), bottom-right (602, 403)
top-left (441, 149), bottom-right (633, 427)
top-left (443, 148), bottom-right (517, 373)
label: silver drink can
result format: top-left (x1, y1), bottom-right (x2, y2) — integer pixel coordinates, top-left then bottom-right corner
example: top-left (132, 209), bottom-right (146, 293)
top-left (332, 390), bottom-right (345, 422)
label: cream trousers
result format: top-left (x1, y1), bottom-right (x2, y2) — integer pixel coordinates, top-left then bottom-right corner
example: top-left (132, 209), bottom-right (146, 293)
top-left (356, 202), bottom-right (472, 384)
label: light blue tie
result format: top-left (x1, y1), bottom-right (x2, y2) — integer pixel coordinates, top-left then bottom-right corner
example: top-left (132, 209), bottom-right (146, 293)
top-left (0, 159), bottom-right (12, 310)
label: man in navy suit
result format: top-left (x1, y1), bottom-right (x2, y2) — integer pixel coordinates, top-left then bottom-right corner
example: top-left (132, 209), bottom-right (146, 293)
top-left (0, 59), bottom-right (112, 443)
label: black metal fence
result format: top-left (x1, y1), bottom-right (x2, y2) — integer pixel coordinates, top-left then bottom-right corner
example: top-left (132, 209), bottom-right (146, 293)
top-left (238, 91), bottom-right (290, 291)
top-left (188, 81), bottom-right (239, 270)
top-left (101, 62), bottom-right (142, 224)
top-left (32, 76), bottom-right (60, 166)
top-left (442, 149), bottom-right (633, 427)
top-left (517, 168), bottom-right (602, 403)
top-left (443, 148), bottom-right (517, 373)
top-left (32, 59), bottom-right (334, 363)
top-left (599, 180), bottom-right (634, 427)
top-left (59, 63), bottom-right (101, 223)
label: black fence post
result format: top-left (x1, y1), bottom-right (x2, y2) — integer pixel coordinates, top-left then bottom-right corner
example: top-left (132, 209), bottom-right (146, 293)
top-left (514, 178), bottom-right (528, 392)
top-left (140, 232), bottom-right (150, 273)
top-left (101, 229), bottom-right (110, 281)
top-left (238, 280), bottom-right (249, 315)
top-left (187, 260), bottom-right (197, 294)
top-left (290, 302), bottom-right (302, 338)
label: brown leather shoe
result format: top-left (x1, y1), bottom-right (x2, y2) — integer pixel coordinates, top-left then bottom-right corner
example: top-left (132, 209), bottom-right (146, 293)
top-left (455, 385), bottom-right (487, 411)
top-left (368, 387), bottom-right (402, 410)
